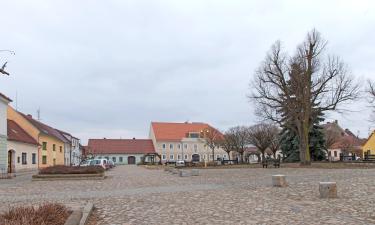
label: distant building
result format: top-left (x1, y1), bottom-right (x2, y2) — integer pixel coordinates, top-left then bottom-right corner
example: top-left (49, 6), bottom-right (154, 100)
top-left (87, 138), bottom-right (155, 164)
top-left (7, 119), bottom-right (39, 172)
top-left (0, 93), bottom-right (12, 173)
top-left (149, 122), bottom-right (228, 163)
top-left (362, 131), bottom-right (375, 158)
top-left (322, 120), bottom-right (365, 161)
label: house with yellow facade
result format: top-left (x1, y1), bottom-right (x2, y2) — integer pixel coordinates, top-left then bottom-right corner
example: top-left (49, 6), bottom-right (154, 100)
top-left (7, 106), bottom-right (66, 168)
top-left (362, 131), bottom-right (375, 159)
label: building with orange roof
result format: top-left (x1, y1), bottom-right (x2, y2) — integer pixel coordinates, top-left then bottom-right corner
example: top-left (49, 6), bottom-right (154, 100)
top-left (149, 121), bottom-right (228, 163)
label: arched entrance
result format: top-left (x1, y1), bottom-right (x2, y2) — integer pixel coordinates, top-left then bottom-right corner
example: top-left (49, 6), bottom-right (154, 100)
top-left (128, 156), bottom-right (136, 164)
top-left (8, 150), bottom-right (15, 173)
top-left (192, 154), bottom-right (200, 162)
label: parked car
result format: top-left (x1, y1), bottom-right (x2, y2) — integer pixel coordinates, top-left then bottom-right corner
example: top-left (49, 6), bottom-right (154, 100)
top-left (89, 159), bottom-right (108, 169)
top-left (107, 160), bottom-right (115, 168)
top-left (80, 160), bottom-right (92, 167)
top-left (175, 160), bottom-right (185, 167)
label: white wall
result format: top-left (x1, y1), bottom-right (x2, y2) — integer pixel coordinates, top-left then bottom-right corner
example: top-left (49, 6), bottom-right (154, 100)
top-left (7, 141), bottom-right (38, 171)
top-left (94, 154), bottom-right (143, 164)
top-left (0, 98), bottom-right (9, 171)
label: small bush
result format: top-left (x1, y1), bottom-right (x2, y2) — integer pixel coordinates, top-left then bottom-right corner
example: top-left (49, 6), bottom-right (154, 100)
top-left (0, 203), bottom-right (70, 225)
top-left (39, 165), bottom-right (104, 175)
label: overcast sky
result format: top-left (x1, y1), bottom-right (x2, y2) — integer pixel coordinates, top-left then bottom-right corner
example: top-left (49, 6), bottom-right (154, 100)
top-left (1, 0), bottom-right (375, 144)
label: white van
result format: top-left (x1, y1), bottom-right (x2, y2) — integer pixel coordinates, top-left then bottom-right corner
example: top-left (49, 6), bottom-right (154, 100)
top-left (90, 159), bottom-right (108, 169)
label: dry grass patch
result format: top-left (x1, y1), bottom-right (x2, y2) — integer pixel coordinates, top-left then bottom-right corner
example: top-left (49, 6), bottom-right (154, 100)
top-left (0, 203), bottom-right (70, 225)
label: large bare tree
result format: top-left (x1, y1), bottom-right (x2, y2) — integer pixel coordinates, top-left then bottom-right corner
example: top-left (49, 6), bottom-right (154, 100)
top-left (219, 132), bottom-right (235, 160)
top-left (250, 29), bottom-right (360, 165)
top-left (248, 123), bottom-right (279, 160)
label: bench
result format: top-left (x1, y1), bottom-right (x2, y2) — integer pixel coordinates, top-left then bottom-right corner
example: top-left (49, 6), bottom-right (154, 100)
top-left (262, 158), bottom-right (280, 168)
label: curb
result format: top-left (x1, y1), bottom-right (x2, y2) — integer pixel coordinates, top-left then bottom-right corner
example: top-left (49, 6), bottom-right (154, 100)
top-left (64, 202), bottom-right (94, 225)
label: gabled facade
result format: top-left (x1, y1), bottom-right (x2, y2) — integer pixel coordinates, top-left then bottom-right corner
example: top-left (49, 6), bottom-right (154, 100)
top-left (0, 93), bottom-right (12, 173)
top-left (149, 122), bottom-right (227, 163)
top-left (362, 131), bottom-right (375, 157)
top-left (56, 129), bottom-right (81, 166)
top-left (7, 106), bottom-right (66, 168)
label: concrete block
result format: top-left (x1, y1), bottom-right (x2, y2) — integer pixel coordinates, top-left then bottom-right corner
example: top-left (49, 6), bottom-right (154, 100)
top-left (179, 170), bottom-right (191, 177)
top-left (319, 182), bottom-right (337, 198)
top-left (272, 174), bottom-right (287, 187)
top-left (191, 169), bottom-right (199, 176)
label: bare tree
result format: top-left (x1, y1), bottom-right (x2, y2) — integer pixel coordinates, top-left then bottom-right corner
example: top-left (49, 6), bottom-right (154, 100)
top-left (219, 132), bottom-right (235, 160)
top-left (203, 126), bottom-right (223, 162)
top-left (250, 29), bottom-right (360, 165)
top-left (248, 123), bottom-right (278, 160)
top-left (227, 126), bottom-right (249, 163)
top-left (269, 127), bottom-right (281, 158)
top-left (323, 128), bottom-right (342, 150)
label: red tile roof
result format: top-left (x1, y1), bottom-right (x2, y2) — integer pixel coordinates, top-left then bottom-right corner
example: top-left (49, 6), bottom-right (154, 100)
top-left (0, 92), bottom-right (12, 102)
top-left (88, 139), bottom-right (155, 154)
top-left (20, 113), bottom-right (69, 143)
top-left (151, 122), bottom-right (219, 141)
top-left (7, 120), bottom-right (38, 146)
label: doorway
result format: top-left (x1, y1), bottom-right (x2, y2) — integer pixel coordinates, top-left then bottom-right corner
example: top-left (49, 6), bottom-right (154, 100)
top-left (128, 156), bottom-right (136, 164)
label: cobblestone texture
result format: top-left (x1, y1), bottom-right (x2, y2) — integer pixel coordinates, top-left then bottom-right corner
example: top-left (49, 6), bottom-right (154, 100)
top-left (1, 166), bottom-right (375, 224)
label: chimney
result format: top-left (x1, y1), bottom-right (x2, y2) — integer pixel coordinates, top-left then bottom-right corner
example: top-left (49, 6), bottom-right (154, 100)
top-left (27, 114), bottom-right (32, 119)
top-left (103, 137), bottom-right (106, 139)
top-left (133, 137), bottom-right (136, 140)
top-left (334, 120), bottom-right (338, 124)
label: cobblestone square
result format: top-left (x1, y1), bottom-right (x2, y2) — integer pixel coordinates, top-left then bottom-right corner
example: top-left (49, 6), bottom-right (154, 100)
top-left (1, 166), bottom-right (375, 224)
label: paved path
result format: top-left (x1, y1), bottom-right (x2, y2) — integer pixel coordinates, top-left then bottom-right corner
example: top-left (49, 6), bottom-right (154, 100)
top-left (1, 166), bottom-right (375, 224)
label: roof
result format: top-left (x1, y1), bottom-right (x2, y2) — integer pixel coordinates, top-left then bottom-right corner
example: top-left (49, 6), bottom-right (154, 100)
top-left (20, 113), bottom-right (69, 143)
top-left (151, 122), bottom-right (218, 141)
top-left (0, 92), bottom-right (12, 103)
top-left (87, 139), bottom-right (156, 154)
top-left (7, 119), bottom-right (38, 146)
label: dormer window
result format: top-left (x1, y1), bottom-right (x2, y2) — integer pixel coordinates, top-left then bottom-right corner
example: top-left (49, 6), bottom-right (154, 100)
top-left (188, 132), bottom-right (200, 138)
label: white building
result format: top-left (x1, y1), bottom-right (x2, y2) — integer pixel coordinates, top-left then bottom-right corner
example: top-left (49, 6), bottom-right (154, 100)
top-left (57, 130), bottom-right (81, 166)
top-left (7, 119), bottom-right (39, 172)
top-left (149, 122), bottom-right (228, 163)
top-left (0, 93), bottom-right (11, 174)
top-left (87, 138), bottom-right (155, 165)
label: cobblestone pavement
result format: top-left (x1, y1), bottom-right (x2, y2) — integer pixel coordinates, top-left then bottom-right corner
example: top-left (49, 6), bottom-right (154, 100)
top-left (1, 166), bottom-right (375, 224)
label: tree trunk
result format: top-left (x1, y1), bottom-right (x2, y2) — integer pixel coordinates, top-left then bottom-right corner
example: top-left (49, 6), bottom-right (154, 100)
top-left (299, 120), bottom-right (311, 165)
top-left (212, 148), bottom-right (215, 162)
top-left (227, 152), bottom-right (231, 160)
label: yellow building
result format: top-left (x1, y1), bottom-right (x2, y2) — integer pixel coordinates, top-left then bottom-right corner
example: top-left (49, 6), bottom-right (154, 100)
top-left (362, 131), bottom-right (375, 158)
top-left (7, 106), bottom-right (67, 168)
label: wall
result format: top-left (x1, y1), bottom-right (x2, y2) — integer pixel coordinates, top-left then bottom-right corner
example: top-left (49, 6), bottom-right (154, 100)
top-left (39, 135), bottom-right (65, 168)
top-left (94, 154), bottom-right (143, 164)
top-left (7, 141), bottom-right (38, 171)
top-left (362, 132), bottom-right (375, 157)
top-left (7, 106), bottom-right (39, 140)
top-left (0, 98), bottom-right (9, 171)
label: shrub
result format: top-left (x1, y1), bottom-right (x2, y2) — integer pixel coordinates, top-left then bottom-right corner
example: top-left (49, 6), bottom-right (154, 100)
top-left (39, 165), bottom-right (104, 175)
top-left (0, 203), bottom-right (70, 225)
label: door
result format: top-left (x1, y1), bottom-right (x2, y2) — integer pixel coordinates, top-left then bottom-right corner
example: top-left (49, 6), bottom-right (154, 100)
top-left (192, 154), bottom-right (200, 162)
top-left (7, 150), bottom-right (15, 173)
top-left (128, 156), bottom-right (136, 164)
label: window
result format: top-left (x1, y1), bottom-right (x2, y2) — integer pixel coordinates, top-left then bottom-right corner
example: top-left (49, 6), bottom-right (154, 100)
top-left (169, 144), bottom-right (174, 150)
top-left (162, 143), bottom-right (166, 149)
top-left (98, 156), bottom-right (102, 159)
top-left (119, 157), bottom-right (123, 162)
top-left (42, 156), bottom-right (47, 164)
top-left (194, 144), bottom-right (198, 153)
top-left (53, 158), bottom-right (56, 165)
top-left (184, 144), bottom-right (188, 149)
top-left (184, 154), bottom-right (188, 160)
top-left (223, 154), bottom-right (227, 159)
top-left (203, 155), bottom-right (206, 160)
top-left (162, 154), bottom-right (166, 160)
top-left (17, 157), bottom-right (20, 163)
top-left (209, 154), bottom-right (213, 160)
top-left (42, 142), bottom-right (47, 150)
top-left (216, 154), bottom-right (220, 160)
top-left (112, 157), bottom-right (116, 162)
top-left (189, 132), bottom-right (200, 138)
top-left (32, 153), bottom-right (36, 164)
top-left (53, 144), bottom-right (56, 151)
top-left (334, 151), bottom-right (337, 157)
top-left (60, 146), bottom-right (62, 153)
top-left (177, 154), bottom-right (181, 160)
top-left (177, 144), bottom-right (181, 149)
top-left (328, 151), bottom-right (331, 157)
top-left (170, 154), bottom-right (174, 160)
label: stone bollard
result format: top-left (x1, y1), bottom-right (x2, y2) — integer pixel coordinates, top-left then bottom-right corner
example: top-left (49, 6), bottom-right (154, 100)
top-left (272, 174), bottom-right (288, 187)
top-left (191, 169), bottom-right (199, 176)
top-left (179, 170), bottom-right (191, 177)
top-left (319, 182), bottom-right (337, 198)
